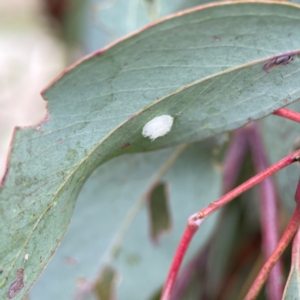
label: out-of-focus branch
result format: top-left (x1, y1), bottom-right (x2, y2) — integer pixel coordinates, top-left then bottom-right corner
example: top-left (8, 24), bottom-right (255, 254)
top-left (246, 123), bottom-right (283, 300)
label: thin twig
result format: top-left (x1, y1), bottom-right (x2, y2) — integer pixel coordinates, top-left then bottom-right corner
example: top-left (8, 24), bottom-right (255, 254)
top-left (199, 150), bottom-right (300, 218)
top-left (273, 108), bottom-right (300, 123)
top-left (245, 204), bottom-right (300, 300)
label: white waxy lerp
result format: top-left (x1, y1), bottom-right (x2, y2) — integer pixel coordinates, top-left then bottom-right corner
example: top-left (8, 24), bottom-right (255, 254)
top-left (142, 115), bottom-right (174, 141)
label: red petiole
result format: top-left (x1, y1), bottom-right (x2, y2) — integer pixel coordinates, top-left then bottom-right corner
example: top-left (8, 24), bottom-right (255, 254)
top-left (273, 108), bottom-right (300, 123)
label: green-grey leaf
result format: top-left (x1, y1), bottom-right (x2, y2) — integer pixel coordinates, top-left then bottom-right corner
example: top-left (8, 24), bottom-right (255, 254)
top-left (283, 267), bottom-right (300, 300)
top-left (282, 227), bottom-right (300, 299)
top-left (2, 2), bottom-right (300, 298)
top-left (95, 0), bottom-right (183, 39)
top-left (29, 144), bottom-right (221, 300)
top-left (83, 0), bottom-right (215, 52)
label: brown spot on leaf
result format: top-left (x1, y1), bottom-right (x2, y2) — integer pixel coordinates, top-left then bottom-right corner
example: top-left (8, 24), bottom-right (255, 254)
top-left (0, 268), bottom-right (3, 274)
top-left (121, 143), bottom-right (131, 150)
top-left (8, 269), bottom-right (24, 299)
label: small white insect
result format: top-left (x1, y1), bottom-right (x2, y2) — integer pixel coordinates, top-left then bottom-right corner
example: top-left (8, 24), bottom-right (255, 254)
top-left (142, 115), bottom-right (174, 141)
top-left (24, 253), bottom-right (29, 261)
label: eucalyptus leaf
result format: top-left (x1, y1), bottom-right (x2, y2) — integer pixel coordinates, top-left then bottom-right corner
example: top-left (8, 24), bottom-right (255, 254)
top-left (282, 227), bottom-right (300, 299)
top-left (2, 2), bottom-right (300, 299)
top-left (283, 268), bottom-right (300, 300)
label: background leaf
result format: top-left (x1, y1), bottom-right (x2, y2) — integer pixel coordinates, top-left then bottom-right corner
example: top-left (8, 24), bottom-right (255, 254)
top-left (283, 268), bottom-right (300, 300)
top-left (29, 144), bottom-right (221, 300)
top-left (74, 0), bottom-right (216, 53)
top-left (282, 227), bottom-right (300, 299)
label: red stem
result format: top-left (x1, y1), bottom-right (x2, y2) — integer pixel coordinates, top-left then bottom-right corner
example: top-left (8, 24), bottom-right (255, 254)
top-left (199, 150), bottom-right (299, 218)
top-left (245, 204), bottom-right (300, 300)
top-left (161, 218), bottom-right (203, 300)
top-left (246, 123), bottom-right (284, 300)
top-left (171, 246), bottom-right (209, 300)
top-left (161, 150), bottom-right (300, 300)
top-left (273, 108), bottom-right (300, 123)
